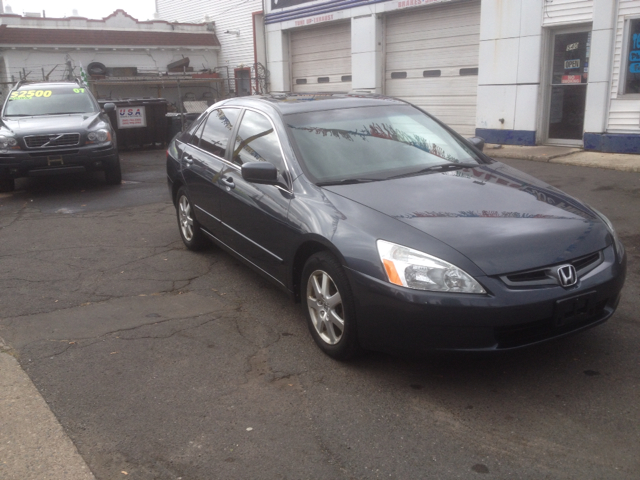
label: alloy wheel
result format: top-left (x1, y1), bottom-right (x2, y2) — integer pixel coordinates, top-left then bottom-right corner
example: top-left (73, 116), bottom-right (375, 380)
top-left (306, 269), bottom-right (345, 345)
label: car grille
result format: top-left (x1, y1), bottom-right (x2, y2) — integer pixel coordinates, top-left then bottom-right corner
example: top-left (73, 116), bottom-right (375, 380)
top-left (24, 134), bottom-right (80, 149)
top-left (499, 250), bottom-right (604, 288)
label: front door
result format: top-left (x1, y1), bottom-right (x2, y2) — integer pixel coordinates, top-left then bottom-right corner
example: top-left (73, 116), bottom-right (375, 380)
top-left (547, 30), bottom-right (591, 144)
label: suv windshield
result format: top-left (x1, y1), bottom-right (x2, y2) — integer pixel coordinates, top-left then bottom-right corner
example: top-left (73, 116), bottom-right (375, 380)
top-left (3, 86), bottom-right (98, 117)
top-left (286, 105), bottom-right (482, 184)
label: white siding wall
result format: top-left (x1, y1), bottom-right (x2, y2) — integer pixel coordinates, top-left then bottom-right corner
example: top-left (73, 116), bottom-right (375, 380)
top-left (156, 0), bottom-right (261, 91)
top-left (608, 0), bottom-right (640, 133)
top-left (541, 0), bottom-right (593, 26)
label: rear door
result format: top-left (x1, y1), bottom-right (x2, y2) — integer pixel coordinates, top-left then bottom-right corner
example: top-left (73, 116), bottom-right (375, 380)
top-left (181, 107), bottom-right (240, 233)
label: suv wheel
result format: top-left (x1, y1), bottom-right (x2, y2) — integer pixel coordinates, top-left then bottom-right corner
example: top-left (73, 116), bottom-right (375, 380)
top-left (0, 177), bottom-right (15, 193)
top-left (104, 156), bottom-right (122, 185)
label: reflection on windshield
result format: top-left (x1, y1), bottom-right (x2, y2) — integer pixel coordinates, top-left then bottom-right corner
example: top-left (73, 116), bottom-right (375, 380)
top-left (286, 105), bottom-right (479, 183)
top-left (4, 91), bottom-right (97, 117)
top-left (290, 122), bottom-right (459, 162)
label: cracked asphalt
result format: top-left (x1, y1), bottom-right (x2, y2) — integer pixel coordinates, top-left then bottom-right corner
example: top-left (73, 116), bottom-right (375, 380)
top-left (0, 151), bottom-right (639, 479)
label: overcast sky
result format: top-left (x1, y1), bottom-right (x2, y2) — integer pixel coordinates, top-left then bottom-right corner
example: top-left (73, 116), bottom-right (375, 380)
top-left (4, 0), bottom-right (157, 21)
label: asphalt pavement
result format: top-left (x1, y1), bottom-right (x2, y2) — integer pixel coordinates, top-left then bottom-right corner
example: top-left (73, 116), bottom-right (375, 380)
top-left (0, 146), bottom-right (640, 480)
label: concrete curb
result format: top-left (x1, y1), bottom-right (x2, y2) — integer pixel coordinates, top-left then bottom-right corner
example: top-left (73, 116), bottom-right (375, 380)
top-left (0, 338), bottom-right (96, 480)
top-left (485, 144), bottom-right (640, 172)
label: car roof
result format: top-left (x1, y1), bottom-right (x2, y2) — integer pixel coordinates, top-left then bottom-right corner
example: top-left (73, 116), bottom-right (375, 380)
top-left (14, 82), bottom-right (84, 90)
top-left (220, 92), bottom-right (410, 115)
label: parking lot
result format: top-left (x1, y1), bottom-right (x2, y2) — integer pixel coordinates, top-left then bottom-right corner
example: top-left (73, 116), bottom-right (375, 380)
top-left (1, 150), bottom-right (639, 479)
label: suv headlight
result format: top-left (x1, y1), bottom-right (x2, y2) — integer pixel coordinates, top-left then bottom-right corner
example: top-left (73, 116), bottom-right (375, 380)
top-left (592, 208), bottom-right (625, 263)
top-left (87, 129), bottom-right (111, 143)
top-left (377, 240), bottom-right (486, 294)
top-left (0, 135), bottom-right (18, 150)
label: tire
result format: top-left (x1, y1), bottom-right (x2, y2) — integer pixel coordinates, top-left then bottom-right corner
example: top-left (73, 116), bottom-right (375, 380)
top-left (0, 177), bottom-right (15, 193)
top-left (301, 252), bottom-right (361, 360)
top-left (87, 62), bottom-right (107, 76)
top-left (104, 156), bottom-right (122, 185)
top-left (176, 187), bottom-right (208, 251)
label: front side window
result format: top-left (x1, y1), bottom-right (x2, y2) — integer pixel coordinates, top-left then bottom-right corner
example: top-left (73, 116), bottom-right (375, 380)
top-left (3, 86), bottom-right (98, 117)
top-left (286, 105), bottom-right (481, 184)
top-left (624, 18), bottom-right (640, 94)
top-left (198, 108), bottom-right (239, 157)
top-left (232, 110), bottom-right (285, 174)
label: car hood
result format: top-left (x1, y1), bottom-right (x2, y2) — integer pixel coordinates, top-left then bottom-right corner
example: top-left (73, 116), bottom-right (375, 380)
top-left (1, 113), bottom-right (103, 135)
top-left (322, 162), bottom-right (610, 276)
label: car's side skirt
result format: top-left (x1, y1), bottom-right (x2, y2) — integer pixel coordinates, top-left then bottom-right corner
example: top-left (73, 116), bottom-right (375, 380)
top-left (200, 227), bottom-right (291, 295)
top-left (195, 205), bottom-right (283, 263)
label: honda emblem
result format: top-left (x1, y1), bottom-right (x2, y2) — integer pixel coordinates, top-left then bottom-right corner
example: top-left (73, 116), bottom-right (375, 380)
top-left (557, 265), bottom-right (577, 287)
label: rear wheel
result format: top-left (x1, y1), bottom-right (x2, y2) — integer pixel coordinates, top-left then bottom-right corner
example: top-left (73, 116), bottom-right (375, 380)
top-left (301, 252), bottom-right (361, 360)
top-left (176, 187), bottom-right (208, 250)
top-left (0, 177), bottom-right (15, 193)
top-left (104, 156), bottom-right (122, 185)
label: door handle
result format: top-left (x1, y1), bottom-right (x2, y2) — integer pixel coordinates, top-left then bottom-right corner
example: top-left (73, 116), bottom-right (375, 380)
top-left (222, 176), bottom-right (235, 190)
top-left (183, 153), bottom-right (193, 165)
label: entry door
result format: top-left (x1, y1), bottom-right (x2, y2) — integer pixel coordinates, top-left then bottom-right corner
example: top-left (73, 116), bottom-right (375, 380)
top-left (547, 31), bottom-right (591, 143)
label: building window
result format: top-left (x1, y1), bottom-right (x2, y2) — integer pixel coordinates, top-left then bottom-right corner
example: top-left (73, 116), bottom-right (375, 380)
top-left (624, 18), bottom-right (640, 94)
top-left (390, 72), bottom-right (407, 79)
top-left (460, 68), bottom-right (479, 76)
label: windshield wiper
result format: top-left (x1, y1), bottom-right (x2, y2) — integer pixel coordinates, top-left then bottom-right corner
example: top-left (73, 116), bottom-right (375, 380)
top-left (316, 178), bottom-right (380, 186)
top-left (387, 162), bottom-right (478, 180)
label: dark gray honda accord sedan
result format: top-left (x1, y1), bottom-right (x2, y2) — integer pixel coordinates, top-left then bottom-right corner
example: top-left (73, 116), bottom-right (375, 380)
top-left (166, 93), bottom-right (626, 360)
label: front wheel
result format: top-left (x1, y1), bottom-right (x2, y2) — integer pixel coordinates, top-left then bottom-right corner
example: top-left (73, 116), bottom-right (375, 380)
top-left (301, 252), bottom-right (361, 360)
top-left (0, 177), bottom-right (15, 193)
top-left (104, 156), bottom-right (122, 185)
top-left (176, 187), bottom-right (208, 250)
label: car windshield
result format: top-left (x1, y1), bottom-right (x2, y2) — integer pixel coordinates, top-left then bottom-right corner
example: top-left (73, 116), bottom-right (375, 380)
top-left (286, 105), bottom-right (482, 184)
top-left (3, 86), bottom-right (98, 117)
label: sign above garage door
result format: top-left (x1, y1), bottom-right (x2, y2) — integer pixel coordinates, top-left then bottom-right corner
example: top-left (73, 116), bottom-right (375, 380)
top-left (271, 0), bottom-right (316, 9)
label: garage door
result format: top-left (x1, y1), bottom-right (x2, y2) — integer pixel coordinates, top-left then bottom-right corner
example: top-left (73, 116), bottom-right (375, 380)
top-left (290, 22), bottom-right (352, 93)
top-left (385, 1), bottom-right (480, 136)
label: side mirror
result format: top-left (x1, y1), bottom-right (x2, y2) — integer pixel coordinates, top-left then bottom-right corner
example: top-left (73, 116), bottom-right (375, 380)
top-left (466, 136), bottom-right (485, 152)
top-left (103, 102), bottom-right (116, 113)
top-left (241, 161), bottom-right (278, 185)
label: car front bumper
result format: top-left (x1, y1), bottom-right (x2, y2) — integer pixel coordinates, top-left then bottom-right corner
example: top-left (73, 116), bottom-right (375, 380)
top-left (346, 245), bottom-right (626, 354)
top-left (0, 143), bottom-right (118, 178)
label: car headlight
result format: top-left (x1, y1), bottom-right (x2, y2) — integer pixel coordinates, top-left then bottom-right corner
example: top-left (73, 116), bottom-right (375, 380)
top-left (592, 208), bottom-right (625, 263)
top-left (87, 129), bottom-right (111, 143)
top-left (0, 135), bottom-right (18, 149)
top-left (377, 240), bottom-right (486, 294)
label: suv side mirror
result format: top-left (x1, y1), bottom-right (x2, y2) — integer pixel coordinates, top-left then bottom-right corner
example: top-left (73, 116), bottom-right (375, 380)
top-left (241, 161), bottom-right (278, 185)
top-left (466, 136), bottom-right (485, 152)
top-left (103, 103), bottom-right (116, 113)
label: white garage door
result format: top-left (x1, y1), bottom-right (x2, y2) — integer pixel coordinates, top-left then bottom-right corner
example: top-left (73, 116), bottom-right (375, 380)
top-left (290, 22), bottom-right (352, 93)
top-left (385, 1), bottom-right (481, 136)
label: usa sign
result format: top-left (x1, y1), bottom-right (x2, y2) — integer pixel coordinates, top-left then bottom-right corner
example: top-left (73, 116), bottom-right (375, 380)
top-left (117, 106), bottom-right (147, 129)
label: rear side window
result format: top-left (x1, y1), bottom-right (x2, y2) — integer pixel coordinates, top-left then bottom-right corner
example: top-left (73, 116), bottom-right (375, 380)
top-left (4, 86), bottom-right (98, 117)
top-left (198, 108), bottom-right (239, 157)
